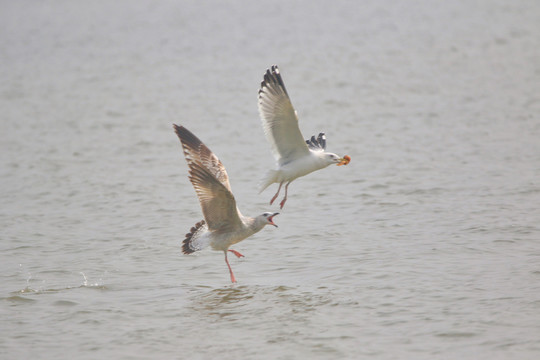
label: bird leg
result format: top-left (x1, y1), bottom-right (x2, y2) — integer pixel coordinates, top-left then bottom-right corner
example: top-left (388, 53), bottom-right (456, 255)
top-left (270, 182), bottom-right (283, 205)
top-left (224, 251), bottom-right (236, 283)
top-left (279, 181), bottom-right (291, 209)
top-left (228, 249), bottom-right (244, 258)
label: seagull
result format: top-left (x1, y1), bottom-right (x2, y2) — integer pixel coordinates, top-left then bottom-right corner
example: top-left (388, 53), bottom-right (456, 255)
top-left (257, 65), bottom-right (351, 209)
top-left (173, 124), bottom-right (279, 283)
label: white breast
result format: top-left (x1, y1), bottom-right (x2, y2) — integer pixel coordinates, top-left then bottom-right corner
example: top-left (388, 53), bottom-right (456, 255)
top-left (278, 152), bottom-right (329, 182)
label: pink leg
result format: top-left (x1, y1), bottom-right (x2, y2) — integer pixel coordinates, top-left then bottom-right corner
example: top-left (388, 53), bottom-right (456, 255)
top-left (270, 182), bottom-right (283, 205)
top-left (224, 251), bottom-right (236, 283)
top-left (279, 181), bottom-right (291, 209)
top-left (228, 249), bottom-right (244, 258)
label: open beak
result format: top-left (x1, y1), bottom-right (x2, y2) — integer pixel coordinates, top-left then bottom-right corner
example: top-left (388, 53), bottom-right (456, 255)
top-left (268, 212), bottom-right (279, 227)
top-left (337, 155), bottom-right (351, 166)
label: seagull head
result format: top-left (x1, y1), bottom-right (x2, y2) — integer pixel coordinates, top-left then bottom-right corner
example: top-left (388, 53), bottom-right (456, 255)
top-left (260, 212), bottom-right (279, 227)
top-left (321, 152), bottom-right (351, 166)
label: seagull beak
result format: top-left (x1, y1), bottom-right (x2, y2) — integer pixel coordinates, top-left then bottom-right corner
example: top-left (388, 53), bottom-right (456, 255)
top-left (337, 155), bottom-right (351, 166)
top-left (268, 212), bottom-right (279, 227)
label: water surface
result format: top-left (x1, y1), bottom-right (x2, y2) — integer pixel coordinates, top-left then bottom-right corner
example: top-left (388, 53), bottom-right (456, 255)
top-left (1, 0), bottom-right (540, 359)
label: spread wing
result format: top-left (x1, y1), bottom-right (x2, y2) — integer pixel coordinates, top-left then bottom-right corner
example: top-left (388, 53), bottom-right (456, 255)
top-left (258, 65), bottom-right (310, 166)
top-left (173, 124), bottom-right (242, 232)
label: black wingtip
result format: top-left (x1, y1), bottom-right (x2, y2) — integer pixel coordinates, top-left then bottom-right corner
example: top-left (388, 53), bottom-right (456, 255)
top-left (173, 124), bottom-right (188, 148)
top-left (173, 124), bottom-right (205, 150)
top-left (261, 64), bottom-right (288, 96)
top-left (305, 132), bottom-right (327, 150)
top-left (173, 123), bottom-right (185, 139)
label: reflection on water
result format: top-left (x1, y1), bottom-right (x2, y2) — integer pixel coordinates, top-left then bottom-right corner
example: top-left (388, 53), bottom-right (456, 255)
top-left (187, 285), bottom-right (332, 320)
top-left (182, 284), bottom-right (347, 357)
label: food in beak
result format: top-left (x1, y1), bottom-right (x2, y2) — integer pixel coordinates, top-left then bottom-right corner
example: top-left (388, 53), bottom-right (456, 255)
top-left (337, 155), bottom-right (351, 166)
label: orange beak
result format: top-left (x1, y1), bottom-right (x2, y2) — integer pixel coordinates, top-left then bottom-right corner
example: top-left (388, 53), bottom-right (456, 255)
top-left (337, 155), bottom-right (351, 166)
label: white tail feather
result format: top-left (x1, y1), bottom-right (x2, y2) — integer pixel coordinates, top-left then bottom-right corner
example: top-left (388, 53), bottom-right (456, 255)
top-left (258, 170), bottom-right (278, 193)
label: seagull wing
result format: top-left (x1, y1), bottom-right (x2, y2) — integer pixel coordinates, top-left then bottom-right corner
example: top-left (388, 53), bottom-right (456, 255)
top-left (305, 132), bottom-right (327, 151)
top-left (174, 125), bottom-right (242, 232)
top-left (258, 65), bottom-right (310, 166)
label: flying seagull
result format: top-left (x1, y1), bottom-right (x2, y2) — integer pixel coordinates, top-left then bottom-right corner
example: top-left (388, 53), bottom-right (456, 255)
top-left (257, 65), bottom-right (351, 208)
top-left (173, 124), bottom-right (279, 283)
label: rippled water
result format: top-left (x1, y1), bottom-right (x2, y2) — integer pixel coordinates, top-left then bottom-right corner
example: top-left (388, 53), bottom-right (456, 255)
top-left (2, 0), bottom-right (540, 359)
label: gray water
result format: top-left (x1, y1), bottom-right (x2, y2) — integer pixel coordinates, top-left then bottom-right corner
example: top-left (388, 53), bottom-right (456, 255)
top-left (1, 0), bottom-right (540, 359)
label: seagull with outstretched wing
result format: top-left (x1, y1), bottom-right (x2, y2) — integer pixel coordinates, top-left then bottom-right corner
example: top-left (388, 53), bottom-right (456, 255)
top-left (257, 65), bottom-right (351, 208)
top-left (173, 124), bottom-right (279, 283)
